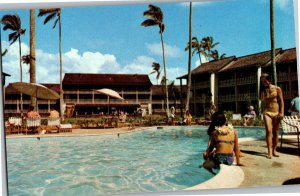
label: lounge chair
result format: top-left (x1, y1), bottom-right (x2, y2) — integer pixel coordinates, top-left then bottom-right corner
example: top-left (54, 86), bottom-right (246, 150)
top-left (280, 116), bottom-right (300, 150)
top-left (7, 117), bottom-right (23, 134)
top-left (59, 124), bottom-right (72, 132)
top-left (47, 118), bottom-right (61, 133)
top-left (26, 118), bottom-right (41, 134)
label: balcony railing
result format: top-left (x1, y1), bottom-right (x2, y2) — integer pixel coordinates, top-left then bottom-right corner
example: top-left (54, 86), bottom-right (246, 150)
top-left (219, 94), bottom-right (235, 102)
top-left (194, 82), bottom-right (210, 89)
top-left (278, 72), bottom-right (289, 82)
top-left (236, 76), bottom-right (256, 85)
top-left (218, 79), bottom-right (235, 87)
top-left (236, 93), bottom-right (257, 101)
top-left (64, 90), bottom-right (151, 95)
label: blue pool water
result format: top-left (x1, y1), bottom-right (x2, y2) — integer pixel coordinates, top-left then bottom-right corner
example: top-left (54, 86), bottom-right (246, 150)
top-left (6, 126), bottom-right (265, 195)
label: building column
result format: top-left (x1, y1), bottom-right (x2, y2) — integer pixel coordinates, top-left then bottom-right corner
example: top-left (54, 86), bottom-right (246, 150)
top-left (210, 73), bottom-right (215, 103)
top-left (257, 67), bottom-right (262, 115)
top-left (214, 74), bottom-right (219, 107)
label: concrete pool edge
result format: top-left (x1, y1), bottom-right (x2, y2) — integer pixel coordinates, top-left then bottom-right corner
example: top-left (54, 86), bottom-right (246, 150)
top-left (184, 137), bottom-right (258, 191)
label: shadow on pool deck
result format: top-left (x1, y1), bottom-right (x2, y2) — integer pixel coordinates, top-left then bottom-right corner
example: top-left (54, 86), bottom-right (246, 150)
top-left (238, 138), bottom-right (300, 188)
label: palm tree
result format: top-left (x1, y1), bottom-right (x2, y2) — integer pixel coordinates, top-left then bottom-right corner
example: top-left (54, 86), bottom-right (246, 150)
top-left (210, 50), bottom-right (226, 61)
top-left (30, 9), bottom-right (37, 108)
top-left (150, 62), bottom-right (161, 85)
top-left (185, 2), bottom-right (193, 112)
top-left (270, 0), bottom-right (277, 85)
top-left (38, 8), bottom-right (64, 120)
top-left (202, 36), bottom-right (219, 61)
top-left (185, 37), bottom-right (207, 65)
top-left (141, 4), bottom-right (170, 117)
top-left (1, 14), bottom-right (26, 114)
top-left (1, 49), bottom-right (7, 56)
top-left (22, 54), bottom-right (35, 72)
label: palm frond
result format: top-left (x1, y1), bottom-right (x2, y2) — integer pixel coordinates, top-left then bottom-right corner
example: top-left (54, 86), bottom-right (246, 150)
top-left (38, 8), bottom-right (59, 17)
top-left (53, 18), bottom-right (59, 28)
top-left (9, 35), bottom-right (18, 45)
top-left (1, 49), bottom-right (8, 56)
top-left (22, 55), bottom-right (31, 64)
top-left (159, 23), bottom-right (165, 33)
top-left (8, 32), bottom-right (18, 43)
top-left (20, 29), bottom-right (26, 35)
top-left (211, 42), bottom-right (219, 48)
top-left (44, 12), bottom-right (57, 25)
top-left (141, 19), bottom-right (159, 27)
top-left (2, 23), bottom-right (15, 31)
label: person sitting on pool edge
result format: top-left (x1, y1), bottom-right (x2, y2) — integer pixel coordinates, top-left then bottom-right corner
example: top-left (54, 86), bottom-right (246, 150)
top-left (202, 111), bottom-right (242, 174)
top-left (243, 105), bottom-right (256, 126)
top-left (183, 110), bottom-right (192, 125)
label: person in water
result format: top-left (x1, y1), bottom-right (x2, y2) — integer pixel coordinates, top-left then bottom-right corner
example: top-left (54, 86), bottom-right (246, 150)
top-left (260, 73), bottom-right (284, 159)
top-left (202, 111), bottom-right (242, 174)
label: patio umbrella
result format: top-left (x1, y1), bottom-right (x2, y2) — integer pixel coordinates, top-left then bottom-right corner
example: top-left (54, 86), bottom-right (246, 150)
top-left (95, 88), bottom-right (124, 100)
top-left (95, 88), bottom-right (124, 114)
top-left (12, 82), bottom-right (59, 100)
top-left (11, 82), bottom-right (60, 111)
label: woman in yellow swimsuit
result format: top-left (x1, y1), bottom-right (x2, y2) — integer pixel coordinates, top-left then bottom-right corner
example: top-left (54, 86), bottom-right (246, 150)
top-left (260, 73), bottom-right (284, 159)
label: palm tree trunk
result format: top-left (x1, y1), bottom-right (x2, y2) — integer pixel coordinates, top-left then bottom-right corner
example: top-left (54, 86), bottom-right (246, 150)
top-left (270, 0), bottom-right (277, 85)
top-left (59, 14), bottom-right (64, 121)
top-left (18, 36), bottom-right (23, 115)
top-left (198, 50), bottom-right (202, 65)
top-left (160, 32), bottom-right (169, 117)
top-left (186, 2), bottom-right (192, 112)
top-left (30, 9), bottom-right (37, 109)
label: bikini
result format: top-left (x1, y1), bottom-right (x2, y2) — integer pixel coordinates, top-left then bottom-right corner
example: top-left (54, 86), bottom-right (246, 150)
top-left (212, 126), bottom-right (235, 166)
top-left (261, 85), bottom-right (279, 118)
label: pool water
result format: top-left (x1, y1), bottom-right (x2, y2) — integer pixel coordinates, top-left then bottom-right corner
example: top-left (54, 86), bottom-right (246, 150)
top-left (6, 126), bottom-right (265, 195)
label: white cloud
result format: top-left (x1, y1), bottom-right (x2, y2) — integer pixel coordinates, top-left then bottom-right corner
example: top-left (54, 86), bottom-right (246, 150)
top-left (2, 43), bottom-right (120, 84)
top-left (2, 42), bottom-right (185, 86)
top-left (146, 43), bottom-right (182, 58)
top-left (194, 55), bottom-right (208, 67)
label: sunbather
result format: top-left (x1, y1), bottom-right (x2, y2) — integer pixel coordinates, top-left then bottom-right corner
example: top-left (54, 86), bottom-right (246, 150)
top-left (243, 105), bottom-right (256, 126)
top-left (27, 106), bottom-right (40, 119)
top-left (183, 110), bottom-right (192, 125)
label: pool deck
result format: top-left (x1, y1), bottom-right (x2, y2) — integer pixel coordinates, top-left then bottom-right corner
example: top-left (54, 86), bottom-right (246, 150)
top-left (5, 126), bottom-right (300, 191)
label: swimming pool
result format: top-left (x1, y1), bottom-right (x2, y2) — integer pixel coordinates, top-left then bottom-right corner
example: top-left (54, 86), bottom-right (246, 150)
top-left (6, 126), bottom-right (265, 195)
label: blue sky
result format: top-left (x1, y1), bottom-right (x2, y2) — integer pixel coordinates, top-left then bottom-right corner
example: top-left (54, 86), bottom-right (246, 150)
top-left (0, 0), bottom-right (296, 85)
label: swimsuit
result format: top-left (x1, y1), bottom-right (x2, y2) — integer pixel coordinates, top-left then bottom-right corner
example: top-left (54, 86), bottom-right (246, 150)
top-left (261, 85), bottom-right (279, 118)
top-left (211, 126), bottom-right (236, 166)
top-left (212, 153), bottom-right (234, 165)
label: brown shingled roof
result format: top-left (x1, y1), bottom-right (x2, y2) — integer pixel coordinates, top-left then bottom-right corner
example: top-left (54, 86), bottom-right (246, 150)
top-left (63, 73), bottom-right (152, 86)
top-left (5, 83), bottom-right (60, 94)
top-left (192, 56), bottom-right (236, 75)
top-left (266, 48), bottom-right (296, 66)
top-left (177, 57), bottom-right (236, 79)
top-left (219, 48), bottom-right (282, 72)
